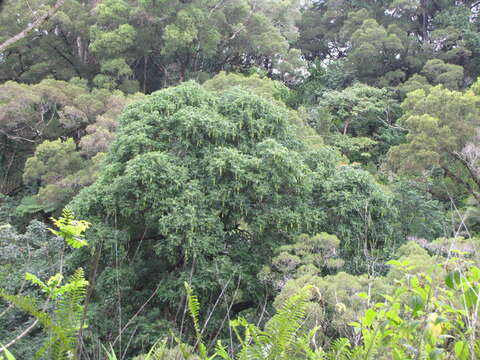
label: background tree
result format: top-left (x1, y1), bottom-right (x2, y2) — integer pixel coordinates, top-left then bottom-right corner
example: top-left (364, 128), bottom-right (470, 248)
top-left (304, 83), bottom-right (403, 166)
top-left (0, 78), bottom-right (142, 206)
top-left (387, 82), bottom-right (480, 204)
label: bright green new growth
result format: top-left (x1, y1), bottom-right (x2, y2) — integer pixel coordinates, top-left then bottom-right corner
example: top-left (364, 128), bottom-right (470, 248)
top-left (388, 81), bottom-right (480, 203)
top-left (49, 208), bottom-right (91, 249)
top-left (0, 269), bottom-right (88, 360)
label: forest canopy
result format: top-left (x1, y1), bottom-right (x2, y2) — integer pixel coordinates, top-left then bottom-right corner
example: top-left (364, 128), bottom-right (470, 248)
top-left (0, 0), bottom-right (480, 359)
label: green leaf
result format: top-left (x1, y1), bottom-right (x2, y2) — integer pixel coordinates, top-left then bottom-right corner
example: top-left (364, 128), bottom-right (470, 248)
top-left (410, 276), bottom-right (420, 289)
top-left (25, 273), bottom-right (48, 292)
top-left (386, 308), bottom-right (402, 324)
top-left (383, 294), bottom-right (394, 302)
top-left (357, 292), bottom-right (369, 299)
top-left (0, 345), bottom-right (16, 360)
top-left (464, 286), bottom-right (479, 309)
top-left (445, 270), bottom-right (462, 289)
top-left (454, 341), bottom-right (469, 360)
top-left (409, 294), bottom-right (424, 315)
top-left (363, 308), bottom-right (376, 327)
top-left (470, 267), bottom-right (480, 282)
top-left (386, 260), bottom-right (402, 266)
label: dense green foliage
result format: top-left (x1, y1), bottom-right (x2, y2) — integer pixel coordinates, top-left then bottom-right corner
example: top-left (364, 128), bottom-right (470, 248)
top-left (67, 82), bottom-right (398, 355)
top-left (1, 0), bottom-right (480, 358)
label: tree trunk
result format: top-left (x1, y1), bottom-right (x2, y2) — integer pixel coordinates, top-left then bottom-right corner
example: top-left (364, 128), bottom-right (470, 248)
top-left (143, 56), bottom-right (149, 93)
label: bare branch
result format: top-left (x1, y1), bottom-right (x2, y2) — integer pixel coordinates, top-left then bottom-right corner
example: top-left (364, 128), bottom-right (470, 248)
top-left (0, 0), bottom-right (65, 53)
top-left (111, 283), bottom-right (161, 348)
top-left (3, 319), bottom-right (39, 348)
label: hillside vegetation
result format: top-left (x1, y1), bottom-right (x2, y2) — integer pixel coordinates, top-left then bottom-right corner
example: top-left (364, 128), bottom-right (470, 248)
top-left (1, 0), bottom-right (480, 359)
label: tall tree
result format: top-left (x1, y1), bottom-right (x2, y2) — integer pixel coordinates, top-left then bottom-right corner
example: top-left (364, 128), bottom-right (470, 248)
top-left (70, 81), bottom-right (396, 355)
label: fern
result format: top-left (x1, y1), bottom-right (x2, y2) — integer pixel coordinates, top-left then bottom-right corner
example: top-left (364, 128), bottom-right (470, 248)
top-left (326, 338), bottom-right (352, 360)
top-left (1, 270), bottom-right (88, 360)
top-left (49, 208), bottom-right (91, 249)
top-left (185, 282), bottom-right (202, 341)
top-left (141, 339), bottom-right (169, 359)
top-left (102, 344), bottom-right (118, 360)
top-left (40, 268), bottom-right (88, 360)
top-left (104, 285), bottom-right (325, 360)
top-left (0, 209), bottom-right (90, 360)
top-left (214, 341), bottom-right (233, 360)
top-left (261, 285), bottom-right (313, 359)
top-left (184, 282), bottom-right (213, 359)
top-left (223, 285), bottom-right (323, 360)
top-left (0, 270), bottom-right (88, 360)
top-left (0, 289), bottom-right (53, 330)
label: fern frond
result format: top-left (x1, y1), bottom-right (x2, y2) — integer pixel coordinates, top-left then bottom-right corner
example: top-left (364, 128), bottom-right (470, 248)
top-left (143, 338), bottom-right (168, 360)
top-left (296, 327), bottom-right (325, 360)
top-left (327, 338), bottom-right (352, 360)
top-left (214, 341), bottom-right (233, 360)
top-left (0, 288), bottom-right (52, 329)
top-left (50, 268), bottom-right (88, 358)
top-left (262, 285), bottom-right (313, 358)
top-left (184, 282), bottom-right (202, 341)
top-left (49, 208), bottom-right (91, 249)
top-left (102, 344), bottom-right (119, 360)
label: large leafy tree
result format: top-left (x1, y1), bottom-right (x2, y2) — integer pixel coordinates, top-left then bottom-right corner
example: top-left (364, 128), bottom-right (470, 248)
top-left (388, 81), bottom-right (480, 203)
top-left (314, 83), bottom-right (402, 137)
top-left (21, 138), bottom-right (104, 213)
top-left (0, 0), bottom-right (96, 83)
top-left (70, 81), bottom-right (396, 355)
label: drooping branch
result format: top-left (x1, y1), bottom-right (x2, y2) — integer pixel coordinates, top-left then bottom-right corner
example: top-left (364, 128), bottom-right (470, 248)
top-left (0, 0), bottom-right (65, 53)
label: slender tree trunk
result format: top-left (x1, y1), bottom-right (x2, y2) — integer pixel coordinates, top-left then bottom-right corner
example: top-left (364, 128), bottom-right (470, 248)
top-left (163, 65), bottom-right (168, 88)
top-left (76, 36), bottom-right (89, 64)
top-left (343, 120), bottom-right (350, 135)
top-left (143, 56), bottom-right (148, 93)
top-left (179, 59), bottom-right (188, 83)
